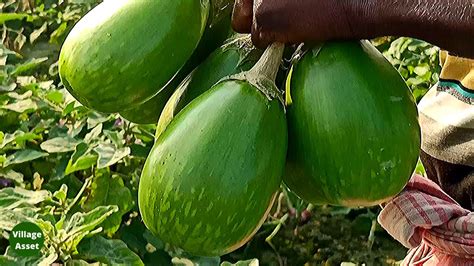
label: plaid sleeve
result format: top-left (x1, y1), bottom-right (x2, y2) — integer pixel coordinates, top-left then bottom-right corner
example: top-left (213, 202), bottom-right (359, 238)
top-left (378, 174), bottom-right (474, 265)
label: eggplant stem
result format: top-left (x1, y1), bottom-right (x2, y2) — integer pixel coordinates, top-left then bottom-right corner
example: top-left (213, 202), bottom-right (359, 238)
top-left (249, 42), bottom-right (285, 82)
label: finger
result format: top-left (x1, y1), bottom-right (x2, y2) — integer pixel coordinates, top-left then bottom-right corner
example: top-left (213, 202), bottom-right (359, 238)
top-left (231, 0), bottom-right (253, 33)
top-left (251, 23), bottom-right (272, 49)
top-left (251, 0), bottom-right (277, 48)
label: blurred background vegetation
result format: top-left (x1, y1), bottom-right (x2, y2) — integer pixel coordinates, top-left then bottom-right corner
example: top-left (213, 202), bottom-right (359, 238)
top-left (1, 1), bottom-right (438, 265)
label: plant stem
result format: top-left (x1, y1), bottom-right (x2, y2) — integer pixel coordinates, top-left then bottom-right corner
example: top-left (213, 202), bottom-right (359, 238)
top-left (64, 177), bottom-right (92, 215)
top-left (266, 213), bottom-right (289, 243)
top-left (368, 218), bottom-right (377, 251)
top-left (249, 42), bottom-right (285, 82)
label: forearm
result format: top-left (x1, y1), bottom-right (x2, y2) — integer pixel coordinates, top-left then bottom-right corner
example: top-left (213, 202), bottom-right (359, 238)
top-left (348, 0), bottom-right (474, 58)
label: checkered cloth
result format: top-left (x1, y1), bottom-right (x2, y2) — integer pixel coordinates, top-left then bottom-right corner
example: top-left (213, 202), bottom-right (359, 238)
top-left (378, 174), bottom-right (474, 265)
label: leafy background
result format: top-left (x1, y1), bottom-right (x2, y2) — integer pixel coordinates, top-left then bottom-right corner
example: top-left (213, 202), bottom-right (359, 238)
top-left (0, 1), bottom-right (439, 265)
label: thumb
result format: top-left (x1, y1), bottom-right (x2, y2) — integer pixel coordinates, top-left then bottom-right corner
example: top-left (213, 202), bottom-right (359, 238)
top-left (251, 22), bottom-right (273, 49)
top-left (250, 0), bottom-right (276, 49)
top-left (231, 0), bottom-right (253, 33)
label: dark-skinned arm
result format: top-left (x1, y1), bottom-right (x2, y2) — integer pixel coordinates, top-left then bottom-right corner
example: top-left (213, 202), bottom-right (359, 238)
top-left (232, 0), bottom-right (474, 58)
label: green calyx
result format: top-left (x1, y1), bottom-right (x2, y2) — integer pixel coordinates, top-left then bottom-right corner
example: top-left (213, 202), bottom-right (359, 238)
top-left (228, 42), bottom-right (286, 106)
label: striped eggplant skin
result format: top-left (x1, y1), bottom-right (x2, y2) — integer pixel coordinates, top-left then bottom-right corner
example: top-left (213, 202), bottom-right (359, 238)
top-left (120, 5), bottom-right (234, 125)
top-left (139, 80), bottom-right (287, 256)
top-left (59, 0), bottom-right (209, 113)
top-left (156, 36), bottom-right (262, 137)
top-left (284, 41), bottom-right (421, 207)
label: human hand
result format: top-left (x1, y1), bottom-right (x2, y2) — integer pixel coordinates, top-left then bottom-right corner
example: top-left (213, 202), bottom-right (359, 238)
top-left (231, 0), bottom-right (474, 59)
top-left (231, 0), bottom-right (360, 48)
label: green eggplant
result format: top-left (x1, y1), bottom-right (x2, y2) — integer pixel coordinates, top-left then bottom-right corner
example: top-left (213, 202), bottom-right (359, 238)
top-left (120, 3), bottom-right (233, 124)
top-left (284, 41), bottom-right (421, 207)
top-left (139, 43), bottom-right (287, 256)
top-left (59, 0), bottom-right (209, 113)
top-left (119, 84), bottom-right (176, 125)
top-left (156, 35), bottom-right (262, 136)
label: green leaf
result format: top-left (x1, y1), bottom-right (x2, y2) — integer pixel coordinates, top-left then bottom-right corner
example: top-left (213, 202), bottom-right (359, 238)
top-left (7, 91), bottom-right (32, 100)
top-left (143, 250), bottom-right (172, 266)
top-left (30, 22), bottom-right (48, 44)
top-left (0, 83), bottom-right (16, 92)
top-left (0, 43), bottom-right (17, 56)
top-left (416, 159), bottom-right (426, 176)
top-left (351, 215), bottom-right (373, 235)
top-left (10, 57), bottom-right (48, 76)
top-left (104, 130), bottom-right (124, 148)
top-left (36, 216), bottom-right (56, 236)
top-left (65, 154), bottom-right (98, 175)
top-left (67, 154), bottom-right (98, 175)
top-left (0, 255), bottom-right (17, 266)
top-left (412, 87), bottom-right (429, 102)
top-left (65, 260), bottom-right (100, 266)
top-left (84, 124), bottom-right (102, 143)
top-left (0, 187), bottom-right (50, 231)
top-left (1, 132), bottom-right (21, 150)
top-left (1, 99), bottom-right (38, 113)
top-left (94, 143), bottom-right (130, 169)
top-left (413, 64), bottom-right (430, 76)
top-left (65, 143), bottom-right (98, 175)
top-left (172, 256), bottom-right (221, 266)
top-left (0, 207), bottom-right (37, 231)
top-left (45, 90), bottom-right (64, 104)
top-left (14, 132), bottom-right (42, 145)
top-left (62, 101), bottom-right (76, 116)
top-left (0, 187), bottom-right (50, 210)
top-left (68, 119), bottom-right (86, 138)
top-left (119, 219), bottom-right (148, 257)
top-left (130, 143), bottom-right (152, 159)
top-left (0, 130), bottom-right (41, 150)
top-left (143, 230), bottom-right (165, 250)
top-left (221, 259), bottom-right (259, 266)
top-left (0, 13), bottom-right (31, 24)
top-left (77, 235), bottom-right (144, 266)
top-left (3, 149), bottom-right (49, 167)
top-left (329, 206), bottom-right (352, 216)
top-left (0, 169), bottom-right (24, 185)
top-left (406, 75), bottom-right (429, 86)
top-left (82, 172), bottom-right (133, 236)
top-left (53, 184), bottom-right (68, 203)
top-left (32, 118), bottom-right (55, 134)
top-left (40, 136), bottom-right (80, 153)
top-left (50, 22), bottom-right (68, 44)
top-left (3, 246), bottom-right (58, 266)
top-left (62, 205), bottom-right (118, 248)
top-left (87, 112), bottom-right (111, 129)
